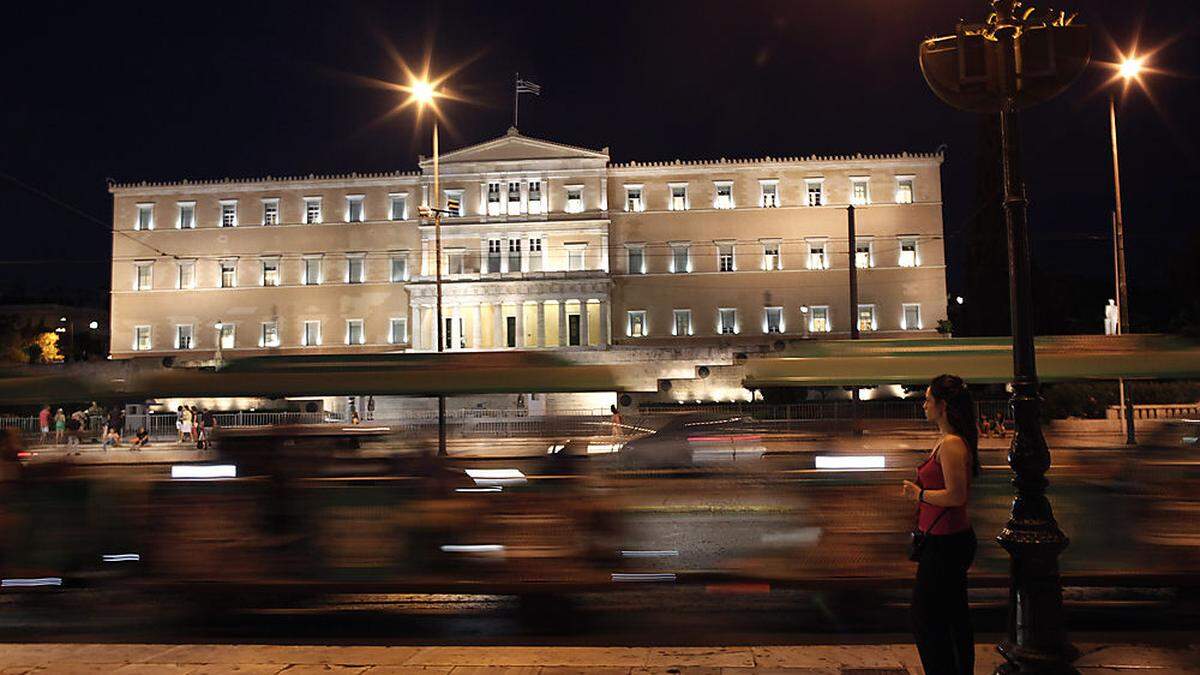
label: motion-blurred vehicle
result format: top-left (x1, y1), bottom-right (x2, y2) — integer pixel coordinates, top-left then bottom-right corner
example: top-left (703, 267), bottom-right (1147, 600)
top-left (611, 415), bottom-right (766, 469)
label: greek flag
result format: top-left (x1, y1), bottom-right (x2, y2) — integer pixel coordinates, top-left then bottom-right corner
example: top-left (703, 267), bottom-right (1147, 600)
top-left (516, 78), bottom-right (542, 95)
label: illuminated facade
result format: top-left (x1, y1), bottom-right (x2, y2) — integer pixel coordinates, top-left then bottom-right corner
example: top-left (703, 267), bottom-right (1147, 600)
top-left (109, 129), bottom-right (946, 358)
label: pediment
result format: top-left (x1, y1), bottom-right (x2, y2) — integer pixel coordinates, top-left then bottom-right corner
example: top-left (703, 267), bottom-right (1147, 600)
top-left (420, 129), bottom-right (608, 167)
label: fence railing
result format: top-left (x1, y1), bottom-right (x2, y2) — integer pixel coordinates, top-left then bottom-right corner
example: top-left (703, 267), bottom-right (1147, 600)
top-left (1105, 403), bottom-right (1200, 420)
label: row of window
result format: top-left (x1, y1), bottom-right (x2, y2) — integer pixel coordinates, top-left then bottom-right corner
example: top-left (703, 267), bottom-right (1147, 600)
top-left (624, 303), bottom-right (925, 337)
top-left (133, 254), bottom-right (410, 290)
top-left (131, 174), bottom-right (919, 230)
top-left (132, 318), bottom-right (410, 351)
top-left (624, 237), bottom-right (921, 274)
top-left (622, 175), bottom-right (915, 212)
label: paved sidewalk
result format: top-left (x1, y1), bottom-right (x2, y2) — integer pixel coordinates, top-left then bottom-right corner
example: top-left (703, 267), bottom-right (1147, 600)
top-left (0, 643), bottom-right (1197, 674)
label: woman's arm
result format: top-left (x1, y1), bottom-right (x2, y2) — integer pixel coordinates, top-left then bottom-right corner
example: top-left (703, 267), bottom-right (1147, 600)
top-left (917, 438), bottom-right (971, 507)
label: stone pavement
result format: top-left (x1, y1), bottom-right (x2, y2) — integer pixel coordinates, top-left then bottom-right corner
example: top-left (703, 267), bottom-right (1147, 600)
top-left (0, 643), bottom-right (1197, 675)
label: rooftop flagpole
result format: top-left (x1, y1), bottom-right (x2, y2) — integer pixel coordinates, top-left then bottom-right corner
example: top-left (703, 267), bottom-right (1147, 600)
top-left (513, 72), bottom-right (520, 130)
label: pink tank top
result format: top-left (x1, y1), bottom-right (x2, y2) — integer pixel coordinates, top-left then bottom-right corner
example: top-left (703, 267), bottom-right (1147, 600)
top-left (916, 442), bottom-right (971, 535)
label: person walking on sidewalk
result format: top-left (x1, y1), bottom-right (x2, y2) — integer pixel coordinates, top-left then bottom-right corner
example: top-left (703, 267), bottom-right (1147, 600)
top-left (901, 374), bottom-right (979, 675)
top-left (38, 405), bottom-right (51, 445)
top-left (53, 408), bottom-right (66, 444)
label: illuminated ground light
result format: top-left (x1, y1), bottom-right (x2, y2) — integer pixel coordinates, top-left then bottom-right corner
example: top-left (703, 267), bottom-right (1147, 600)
top-left (465, 468), bottom-right (526, 487)
top-left (2, 578), bottom-right (63, 588)
top-left (814, 455), bottom-right (886, 470)
top-left (102, 554), bottom-right (141, 563)
top-left (440, 545), bottom-right (505, 553)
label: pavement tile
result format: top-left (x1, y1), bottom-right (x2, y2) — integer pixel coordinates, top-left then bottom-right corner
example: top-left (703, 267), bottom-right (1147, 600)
top-left (155, 646), bottom-right (418, 666)
top-left (645, 649), bottom-right (755, 669)
top-left (184, 665), bottom-right (290, 675)
top-left (1074, 644), bottom-right (1200, 673)
top-left (277, 662), bottom-right (367, 667)
top-left (539, 668), bottom-right (632, 675)
top-left (751, 646), bottom-right (905, 670)
top-left (720, 669), bottom-right (837, 675)
top-left (405, 649), bottom-right (648, 668)
top-left (632, 668), bottom-right (725, 675)
top-left (114, 665), bottom-right (197, 674)
top-left (446, 662), bottom-right (540, 667)
top-left (1, 668), bottom-right (39, 675)
top-left (25, 665), bottom-right (115, 675)
top-left (360, 662), bottom-right (453, 667)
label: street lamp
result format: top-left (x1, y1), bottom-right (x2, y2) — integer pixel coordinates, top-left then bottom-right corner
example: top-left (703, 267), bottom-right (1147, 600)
top-left (408, 75), bottom-right (451, 457)
top-left (920, 2), bottom-right (1090, 670)
top-left (1109, 52), bottom-right (1146, 445)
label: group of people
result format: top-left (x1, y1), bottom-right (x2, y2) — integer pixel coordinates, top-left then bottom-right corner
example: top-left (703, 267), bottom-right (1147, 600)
top-left (38, 402), bottom-right (107, 446)
top-left (175, 405), bottom-right (217, 448)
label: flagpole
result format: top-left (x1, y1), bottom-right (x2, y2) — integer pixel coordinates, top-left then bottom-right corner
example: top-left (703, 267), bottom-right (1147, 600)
top-left (513, 72), bottom-right (519, 130)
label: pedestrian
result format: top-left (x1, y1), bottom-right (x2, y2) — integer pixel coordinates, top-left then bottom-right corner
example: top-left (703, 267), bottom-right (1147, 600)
top-left (38, 405), bottom-right (51, 445)
top-left (901, 374), bottom-right (979, 675)
top-left (66, 411), bottom-right (83, 446)
top-left (180, 405), bottom-right (193, 444)
top-left (53, 408), bottom-right (66, 445)
top-left (201, 408), bottom-right (217, 449)
top-left (367, 396), bottom-right (375, 421)
top-left (175, 406), bottom-right (185, 443)
top-left (610, 404), bottom-right (623, 438)
top-left (104, 406), bottom-right (124, 449)
top-left (131, 426), bottom-right (150, 450)
top-left (350, 410), bottom-right (361, 425)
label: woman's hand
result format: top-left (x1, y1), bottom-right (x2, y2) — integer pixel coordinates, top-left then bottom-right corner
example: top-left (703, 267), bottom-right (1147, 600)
top-left (901, 480), bottom-right (922, 501)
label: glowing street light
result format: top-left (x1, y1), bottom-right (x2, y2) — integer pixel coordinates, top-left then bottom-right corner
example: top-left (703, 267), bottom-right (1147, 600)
top-left (1118, 56), bottom-right (1144, 81)
top-left (410, 79), bottom-right (436, 106)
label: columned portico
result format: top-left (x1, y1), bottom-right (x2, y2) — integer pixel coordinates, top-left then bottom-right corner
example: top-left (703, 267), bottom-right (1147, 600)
top-left (406, 275), bottom-right (612, 351)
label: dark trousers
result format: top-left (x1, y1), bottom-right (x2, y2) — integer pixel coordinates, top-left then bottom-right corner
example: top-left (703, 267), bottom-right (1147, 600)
top-left (912, 528), bottom-right (976, 675)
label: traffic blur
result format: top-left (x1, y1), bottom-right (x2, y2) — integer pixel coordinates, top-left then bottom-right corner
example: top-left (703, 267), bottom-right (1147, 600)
top-left (1, 418), bottom-right (1199, 621)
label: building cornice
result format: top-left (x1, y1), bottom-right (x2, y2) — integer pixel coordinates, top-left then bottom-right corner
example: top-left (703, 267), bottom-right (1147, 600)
top-left (607, 151), bottom-right (943, 174)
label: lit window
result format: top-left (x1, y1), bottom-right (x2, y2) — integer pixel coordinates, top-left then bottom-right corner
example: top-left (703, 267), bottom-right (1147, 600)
top-left (444, 189), bottom-right (464, 217)
top-left (903, 303), bottom-right (922, 331)
top-left (566, 245), bottom-right (586, 272)
top-left (389, 193), bottom-right (408, 220)
top-left (807, 240), bottom-right (828, 270)
top-left (261, 259), bottom-right (280, 287)
top-left (487, 182), bottom-right (502, 216)
top-left (303, 320), bottom-right (321, 346)
top-left (850, 177), bottom-right (870, 205)
top-left (810, 306), bottom-right (831, 333)
top-left (857, 305), bottom-right (877, 332)
top-left (765, 307), bottom-right (784, 334)
top-left (177, 260), bottom-right (196, 289)
top-left (627, 245), bottom-right (645, 274)
top-left (133, 326), bottom-right (151, 351)
top-left (624, 185), bottom-right (644, 212)
top-left (856, 240), bottom-right (874, 269)
top-left (218, 323), bottom-right (236, 349)
top-left (895, 176), bottom-right (915, 204)
top-left (673, 309), bottom-right (693, 336)
top-left (805, 179), bottom-right (825, 207)
top-left (527, 237), bottom-right (543, 272)
top-left (220, 260), bottom-right (237, 288)
top-left (134, 263), bottom-right (152, 291)
top-left (762, 240), bottom-right (781, 270)
top-left (262, 199), bottom-right (279, 225)
top-left (899, 237), bottom-right (920, 267)
top-left (304, 197), bottom-right (322, 224)
top-left (177, 202), bottom-right (195, 229)
top-left (486, 239), bottom-right (502, 274)
top-left (346, 195), bottom-right (364, 222)
top-left (565, 186), bottom-right (584, 213)
top-left (527, 180), bottom-right (543, 214)
top-left (714, 181), bottom-right (734, 209)
top-left (508, 238), bottom-right (522, 272)
top-left (175, 325), bottom-right (193, 350)
top-left (303, 257), bottom-right (321, 285)
top-left (759, 180), bottom-right (779, 208)
top-left (136, 204), bottom-right (154, 231)
top-left (671, 242), bottom-right (691, 274)
top-left (719, 308), bottom-right (738, 335)
top-left (669, 184), bottom-right (688, 211)
top-left (389, 318), bottom-right (408, 344)
top-left (627, 310), bottom-right (647, 337)
top-left (717, 242), bottom-right (735, 272)
top-left (507, 182), bottom-right (522, 214)
top-left (346, 319), bottom-right (365, 345)
top-left (220, 201), bottom-right (238, 227)
top-left (260, 322), bottom-right (280, 348)
top-left (391, 255), bottom-right (408, 282)
top-left (346, 255), bottom-right (365, 284)
top-left (447, 250), bottom-right (465, 275)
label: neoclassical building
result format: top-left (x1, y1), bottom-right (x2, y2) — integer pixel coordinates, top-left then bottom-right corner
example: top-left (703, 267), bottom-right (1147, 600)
top-left (108, 129), bottom-right (946, 359)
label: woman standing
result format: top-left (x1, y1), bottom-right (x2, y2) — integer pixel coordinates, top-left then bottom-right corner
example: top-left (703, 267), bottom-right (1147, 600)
top-left (902, 374), bottom-right (980, 675)
top-left (53, 408), bottom-right (67, 444)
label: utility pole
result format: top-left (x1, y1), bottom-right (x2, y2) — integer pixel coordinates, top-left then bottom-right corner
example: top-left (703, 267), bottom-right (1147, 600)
top-left (848, 204), bottom-right (862, 435)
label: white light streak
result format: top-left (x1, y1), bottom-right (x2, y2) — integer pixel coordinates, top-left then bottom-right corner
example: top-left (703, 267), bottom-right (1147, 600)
top-left (814, 455), bottom-right (886, 470)
top-left (102, 554), bottom-right (141, 562)
top-left (171, 464), bottom-right (237, 479)
top-left (2, 577), bottom-right (63, 588)
top-left (612, 573), bottom-right (677, 582)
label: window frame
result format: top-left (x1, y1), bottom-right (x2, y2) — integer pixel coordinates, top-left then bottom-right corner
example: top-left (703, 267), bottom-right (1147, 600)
top-left (564, 185), bottom-right (584, 214)
top-left (303, 197), bottom-right (323, 224)
top-left (346, 319), bottom-right (365, 346)
top-left (759, 180), bottom-right (780, 208)
top-left (714, 180), bottom-right (735, 209)
top-left (564, 243), bottom-right (587, 272)
top-left (444, 189), bottom-right (465, 217)
top-left (302, 320), bottom-right (322, 347)
top-left (668, 182), bottom-right (689, 211)
top-left (857, 304), bottom-right (878, 332)
top-left (133, 325), bottom-right (152, 351)
top-left (895, 175), bottom-right (915, 204)
top-left (624, 184), bottom-right (644, 213)
top-left (302, 255), bottom-right (322, 285)
top-left (346, 254), bottom-right (366, 284)
top-left (261, 198), bottom-right (280, 225)
top-left (670, 241), bottom-right (691, 274)
top-left (809, 305), bottom-right (831, 333)
top-left (902, 303), bottom-right (923, 331)
top-left (626, 310), bottom-right (648, 338)
top-left (718, 308), bottom-right (739, 335)
top-left (389, 317), bottom-right (408, 345)
top-left (389, 193), bottom-right (409, 221)
top-left (177, 259), bottom-right (196, 289)
top-left (177, 201), bottom-right (196, 229)
top-left (390, 253), bottom-right (409, 282)
top-left (219, 199), bottom-right (238, 228)
top-left (217, 323), bottom-right (236, 349)
top-left (260, 321), bottom-right (280, 348)
top-left (806, 238), bottom-right (829, 270)
top-left (175, 324), bottom-right (194, 350)
top-left (135, 203), bottom-right (154, 231)
top-left (261, 257), bottom-right (281, 287)
top-left (855, 238), bottom-right (875, 269)
top-left (849, 176), bottom-right (871, 205)
top-left (761, 239), bottom-right (782, 271)
top-left (134, 261), bottom-right (153, 291)
top-left (219, 259), bottom-right (238, 288)
top-left (898, 236), bottom-right (921, 267)
top-left (626, 243), bottom-right (646, 274)
top-left (804, 178), bottom-right (825, 207)
top-left (345, 194), bottom-right (365, 223)
top-left (764, 306), bottom-right (784, 334)
top-left (716, 240), bottom-right (736, 272)
top-left (527, 179), bottom-right (544, 214)
top-left (672, 309), bottom-right (693, 336)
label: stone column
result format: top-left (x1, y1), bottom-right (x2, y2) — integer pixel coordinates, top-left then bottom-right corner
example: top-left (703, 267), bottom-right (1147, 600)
top-left (410, 303), bottom-right (421, 349)
top-left (493, 302), bottom-right (504, 348)
top-left (536, 300), bottom-right (546, 348)
top-left (601, 234), bottom-right (610, 272)
top-left (472, 304), bottom-right (483, 348)
top-left (480, 238), bottom-right (490, 274)
top-left (500, 238), bottom-right (510, 273)
top-left (479, 182), bottom-right (488, 216)
top-left (514, 302), bottom-right (525, 349)
top-left (451, 305), bottom-right (462, 350)
top-left (420, 237), bottom-right (430, 277)
top-left (558, 300), bottom-right (568, 347)
top-left (598, 300), bottom-right (611, 347)
top-left (580, 299), bottom-right (591, 347)
top-left (600, 176), bottom-right (609, 211)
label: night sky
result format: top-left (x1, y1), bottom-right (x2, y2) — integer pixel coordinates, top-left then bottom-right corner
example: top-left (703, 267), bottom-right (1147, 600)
top-left (4, 0), bottom-right (1197, 332)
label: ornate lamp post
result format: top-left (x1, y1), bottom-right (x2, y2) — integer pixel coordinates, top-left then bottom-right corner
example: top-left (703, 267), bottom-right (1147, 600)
top-left (920, 2), bottom-right (1090, 672)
